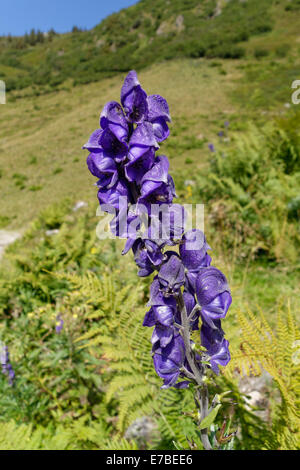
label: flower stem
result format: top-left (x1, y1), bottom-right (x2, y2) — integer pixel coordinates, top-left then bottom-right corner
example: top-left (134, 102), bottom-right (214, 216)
top-left (177, 291), bottom-right (213, 450)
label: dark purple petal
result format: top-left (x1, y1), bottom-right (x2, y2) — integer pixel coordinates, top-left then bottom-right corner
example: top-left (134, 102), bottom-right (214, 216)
top-left (143, 307), bottom-right (156, 327)
top-left (141, 155), bottom-right (169, 185)
top-left (147, 277), bottom-right (177, 309)
top-left (100, 100), bottom-right (129, 142)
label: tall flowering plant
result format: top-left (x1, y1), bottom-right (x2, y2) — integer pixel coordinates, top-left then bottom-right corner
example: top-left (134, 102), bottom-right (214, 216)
top-left (83, 71), bottom-right (232, 449)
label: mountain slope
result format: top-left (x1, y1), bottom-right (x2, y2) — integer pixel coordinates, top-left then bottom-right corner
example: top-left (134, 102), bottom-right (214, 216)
top-left (1, 0), bottom-right (297, 93)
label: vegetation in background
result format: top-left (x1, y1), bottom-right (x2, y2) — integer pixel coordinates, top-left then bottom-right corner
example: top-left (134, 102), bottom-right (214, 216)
top-left (0, 0), bottom-right (282, 94)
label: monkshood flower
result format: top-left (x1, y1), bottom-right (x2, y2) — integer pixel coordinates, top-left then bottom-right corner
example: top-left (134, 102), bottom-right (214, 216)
top-left (180, 229), bottom-right (211, 273)
top-left (201, 320), bottom-right (231, 374)
top-left (195, 267), bottom-right (231, 328)
top-left (84, 71), bottom-right (232, 445)
top-left (121, 70), bottom-right (171, 141)
top-left (152, 333), bottom-right (187, 389)
top-left (0, 344), bottom-right (15, 386)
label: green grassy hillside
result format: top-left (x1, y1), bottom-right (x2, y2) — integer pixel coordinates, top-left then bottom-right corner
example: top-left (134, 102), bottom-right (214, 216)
top-left (1, 0), bottom-right (299, 95)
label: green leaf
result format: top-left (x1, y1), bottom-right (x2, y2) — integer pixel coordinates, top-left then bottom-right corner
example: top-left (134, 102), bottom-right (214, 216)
top-left (199, 404), bottom-right (222, 430)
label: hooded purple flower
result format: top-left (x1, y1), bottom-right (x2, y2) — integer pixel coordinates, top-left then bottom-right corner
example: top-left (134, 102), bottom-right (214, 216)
top-left (132, 238), bottom-right (164, 277)
top-left (196, 267), bottom-right (232, 328)
top-left (83, 128), bottom-right (128, 162)
top-left (125, 148), bottom-right (156, 184)
top-left (143, 277), bottom-right (177, 327)
top-left (129, 122), bottom-right (159, 159)
top-left (153, 333), bottom-right (186, 389)
top-left (201, 320), bottom-right (230, 374)
top-left (87, 152), bottom-right (118, 188)
top-left (147, 94), bottom-right (171, 142)
top-left (158, 253), bottom-right (185, 296)
top-left (97, 178), bottom-right (132, 211)
top-left (179, 229), bottom-right (211, 272)
top-left (151, 324), bottom-right (175, 349)
top-left (121, 70), bottom-right (148, 124)
top-left (138, 156), bottom-right (176, 209)
top-left (100, 100), bottom-right (129, 142)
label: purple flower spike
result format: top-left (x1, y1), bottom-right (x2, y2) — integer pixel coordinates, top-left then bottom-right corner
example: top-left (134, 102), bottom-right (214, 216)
top-left (100, 101), bottom-right (129, 142)
top-left (83, 70), bottom-right (232, 393)
top-left (158, 253), bottom-right (185, 296)
top-left (179, 229), bottom-right (211, 272)
top-left (121, 70), bottom-right (148, 123)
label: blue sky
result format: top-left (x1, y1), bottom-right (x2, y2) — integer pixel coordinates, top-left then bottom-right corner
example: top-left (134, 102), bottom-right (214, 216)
top-left (0, 0), bottom-right (138, 36)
